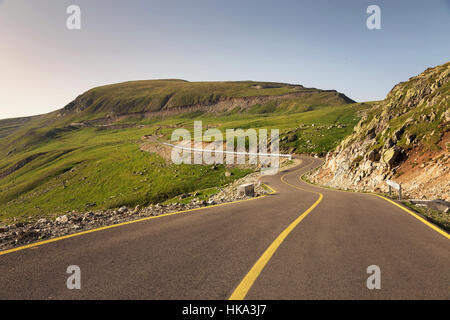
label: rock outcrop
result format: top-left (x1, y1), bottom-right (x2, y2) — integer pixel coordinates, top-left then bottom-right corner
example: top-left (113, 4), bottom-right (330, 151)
top-left (309, 62), bottom-right (450, 201)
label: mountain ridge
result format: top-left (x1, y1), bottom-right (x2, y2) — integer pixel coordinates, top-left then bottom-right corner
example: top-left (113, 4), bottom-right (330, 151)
top-left (59, 79), bottom-right (354, 116)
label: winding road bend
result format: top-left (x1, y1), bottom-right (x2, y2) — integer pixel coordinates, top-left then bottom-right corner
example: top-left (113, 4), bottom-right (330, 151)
top-left (0, 156), bottom-right (449, 299)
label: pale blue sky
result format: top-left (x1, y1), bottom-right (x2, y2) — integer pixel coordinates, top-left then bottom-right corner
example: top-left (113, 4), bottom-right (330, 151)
top-left (0, 0), bottom-right (449, 119)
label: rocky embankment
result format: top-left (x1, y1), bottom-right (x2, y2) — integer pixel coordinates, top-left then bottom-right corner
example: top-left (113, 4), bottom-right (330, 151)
top-left (309, 62), bottom-right (450, 202)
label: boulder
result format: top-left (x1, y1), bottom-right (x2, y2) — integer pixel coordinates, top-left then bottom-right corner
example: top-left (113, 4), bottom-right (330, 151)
top-left (406, 133), bottom-right (416, 145)
top-left (384, 137), bottom-right (395, 148)
top-left (37, 218), bottom-right (47, 225)
top-left (368, 149), bottom-right (381, 161)
top-left (429, 112), bottom-right (436, 122)
top-left (55, 215), bottom-right (69, 224)
top-left (441, 108), bottom-right (450, 122)
top-left (382, 147), bottom-right (403, 167)
top-left (367, 127), bottom-right (376, 139)
top-left (132, 205), bottom-right (141, 214)
top-left (118, 206), bottom-right (128, 214)
top-left (392, 127), bottom-right (405, 141)
top-left (237, 183), bottom-right (255, 197)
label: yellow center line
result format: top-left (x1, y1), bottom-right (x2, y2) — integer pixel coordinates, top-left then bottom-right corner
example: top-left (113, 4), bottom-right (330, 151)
top-left (229, 161), bottom-right (323, 300)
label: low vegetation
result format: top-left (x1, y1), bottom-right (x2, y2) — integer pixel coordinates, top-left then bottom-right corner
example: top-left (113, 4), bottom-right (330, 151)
top-left (401, 201), bottom-right (450, 232)
top-left (0, 127), bottom-right (252, 223)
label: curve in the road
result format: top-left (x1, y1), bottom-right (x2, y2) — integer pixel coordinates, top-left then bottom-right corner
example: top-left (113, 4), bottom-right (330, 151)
top-left (0, 156), bottom-right (448, 300)
top-left (231, 156), bottom-right (449, 299)
top-left (229, 160), bottom-right (324, 300)
top-left (297, 162), bottom-right (450, 241)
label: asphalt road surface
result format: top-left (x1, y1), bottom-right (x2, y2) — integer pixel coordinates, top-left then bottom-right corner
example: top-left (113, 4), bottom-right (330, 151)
top-left (0, 156), bottom-right (448, 299)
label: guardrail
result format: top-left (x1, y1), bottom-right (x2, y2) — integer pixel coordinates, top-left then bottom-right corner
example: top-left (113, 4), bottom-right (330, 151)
top-left (162, 142), bottom-right (292, 160)
top-left (386, 179), bottom-right (402, 200)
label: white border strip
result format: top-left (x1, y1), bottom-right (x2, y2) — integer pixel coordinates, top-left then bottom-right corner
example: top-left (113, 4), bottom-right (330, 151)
top-left (162, 142), bottom-right (292, 160)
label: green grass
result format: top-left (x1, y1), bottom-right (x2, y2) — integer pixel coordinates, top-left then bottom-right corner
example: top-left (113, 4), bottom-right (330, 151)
top-left (0, 127), bottom-right (251, 223)
top-left (401, 201), bottom-right (449, 232)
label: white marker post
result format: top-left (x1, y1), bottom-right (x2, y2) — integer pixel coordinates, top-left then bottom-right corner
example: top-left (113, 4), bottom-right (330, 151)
top-left (386, 179), bottom-right (402, 200)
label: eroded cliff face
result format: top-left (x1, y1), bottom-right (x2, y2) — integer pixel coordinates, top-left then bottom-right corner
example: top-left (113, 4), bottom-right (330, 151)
top-left (310, 62), bottom-right (450, 201)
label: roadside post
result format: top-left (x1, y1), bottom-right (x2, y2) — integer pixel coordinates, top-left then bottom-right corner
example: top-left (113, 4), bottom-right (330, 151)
top-left (386, 179), bottom-right (402, 200)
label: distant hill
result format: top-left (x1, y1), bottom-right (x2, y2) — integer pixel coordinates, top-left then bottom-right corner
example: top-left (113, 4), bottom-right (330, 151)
top-left (0, 80), bottom-right (355, 156)
top-left (60, 80), bottom-right (354, 116)
top-left (310, 62), bottom-right (450, 202)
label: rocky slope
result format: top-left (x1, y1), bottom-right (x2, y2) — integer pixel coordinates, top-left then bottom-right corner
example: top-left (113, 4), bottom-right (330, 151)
top-left (309, 62), bottom-right (450, 201)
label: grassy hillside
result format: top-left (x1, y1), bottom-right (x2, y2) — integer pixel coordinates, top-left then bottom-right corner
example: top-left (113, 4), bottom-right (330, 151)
top-left (148, 102), bottom-right (369, 155)
top-left (0, 80), bottom-right (365, 223)
top-left (60, 79), bottom-right (353, 115)
top-left (0, 127), bottom-right (253, 222)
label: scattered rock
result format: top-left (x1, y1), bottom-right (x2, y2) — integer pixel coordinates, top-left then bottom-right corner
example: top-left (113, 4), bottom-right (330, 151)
top-left (441, 108), bottom-right (450, 122)
top-left (368, 149), bottom-right (381, 161)
top-left (118, 206), bottom-right (128, 214)
top-left (367, 127), bottom-right (376, 139)
top-left (409, 199), bottom-right (450, 212)
top-left (55, 215), bottom-right (69, 224)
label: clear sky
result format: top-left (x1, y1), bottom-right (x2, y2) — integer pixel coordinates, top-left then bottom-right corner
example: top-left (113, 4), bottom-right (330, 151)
top-left (0, 0), bottom-right (449, 119)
